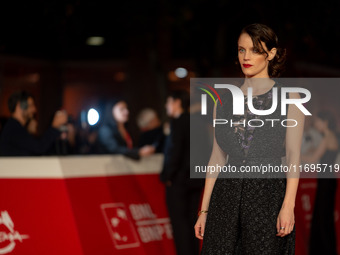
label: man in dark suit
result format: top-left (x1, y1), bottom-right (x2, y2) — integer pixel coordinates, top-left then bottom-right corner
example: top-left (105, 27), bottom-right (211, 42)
top-left (0, 91), bottom-right (67, 156)
top-left (160, 90), bottom-right (204, 255)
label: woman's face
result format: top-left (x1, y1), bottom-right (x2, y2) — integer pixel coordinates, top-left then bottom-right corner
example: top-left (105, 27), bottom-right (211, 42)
top-left (112, 101), bottom-right (129, 123)
top-left (238, 33), bottom-right (276, 78)
top-left (165, 96), bottom-right (180, 117)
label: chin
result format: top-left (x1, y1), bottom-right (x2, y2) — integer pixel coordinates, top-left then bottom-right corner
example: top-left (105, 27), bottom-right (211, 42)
top-left (241, 69), bottom-right (253, 77)
top-left (243, 72), bottom-right (256, 78)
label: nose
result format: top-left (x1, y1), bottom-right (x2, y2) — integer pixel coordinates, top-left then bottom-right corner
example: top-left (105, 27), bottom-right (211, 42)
top-left (243, 50), bottom-right (250, 61)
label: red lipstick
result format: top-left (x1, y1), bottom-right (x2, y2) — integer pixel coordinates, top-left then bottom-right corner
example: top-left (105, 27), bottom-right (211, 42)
top-left (243, 64), bottom-right (253, 68)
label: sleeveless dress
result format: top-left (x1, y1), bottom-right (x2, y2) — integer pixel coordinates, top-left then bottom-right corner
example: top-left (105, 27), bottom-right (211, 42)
top-left (201, 82), bottom-right (296, 255)
top-left (309, 149), bottom-right (338, 255)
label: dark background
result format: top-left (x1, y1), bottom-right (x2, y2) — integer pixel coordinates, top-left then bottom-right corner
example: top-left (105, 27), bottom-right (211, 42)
top-left (0, 0), bottom-right (339, 139)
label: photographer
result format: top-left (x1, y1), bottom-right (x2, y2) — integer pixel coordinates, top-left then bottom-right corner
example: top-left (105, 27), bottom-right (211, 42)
top-left (0, 91), bottom-right (68, 156)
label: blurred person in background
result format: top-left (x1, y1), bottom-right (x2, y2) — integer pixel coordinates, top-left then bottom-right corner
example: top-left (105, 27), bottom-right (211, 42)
top-left (301, 115), bottom-right (323, 156)
top-left (26, 118), bottom-right (38, 136)
top-left (302, 111), bottom-right (339, 255)
top-left (0, 117), bottom-right (7, 137)
top-left (53, 117), bottom-right (77, 155)
top-left (24, 114), bottom-right (76, 155)
top-left (160, 90), bottom-right (203, 255)
top-left (98, 99), bottom-right (155, 160)
top-left (137, 108), bottom-right (165, 153)
top-left (76, 125), bottom-right (101, 154)
top-left (0, 90), bottom-right (68, 156)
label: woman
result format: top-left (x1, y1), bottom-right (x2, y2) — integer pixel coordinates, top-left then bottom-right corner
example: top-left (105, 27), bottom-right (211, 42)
top-left (302, 111), bottom-right (338, 255)
top-left (194, 23), bottom-right (304, 254)
top-left (98, 99), bottom-right (155, 159)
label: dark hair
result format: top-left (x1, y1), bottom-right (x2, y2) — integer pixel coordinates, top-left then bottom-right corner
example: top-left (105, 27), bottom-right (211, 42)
top-left (168, 90), bottom-right (190, 111)
top-left (317, 111), bottom-right (337, 132)
top-left (8, 91), bottom-right (33, 113)
top-left (101, 98), bottom-right (127, 127)
top-left (239, 23), bottom-right (286, 77)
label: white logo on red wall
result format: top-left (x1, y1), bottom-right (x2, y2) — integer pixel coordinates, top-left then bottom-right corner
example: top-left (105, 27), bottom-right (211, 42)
top-left (101, 203), bottom-right (172, 250)
top-left (0, 211), bottom-right (29, 254)
top-left (101, 204), bottom-right (140, 249)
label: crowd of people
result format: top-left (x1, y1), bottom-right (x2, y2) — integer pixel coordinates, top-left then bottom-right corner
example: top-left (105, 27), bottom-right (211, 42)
top-left (0, 91), bottom-right (68, 156)
top-left (1, 86), bottom-right (340, 254)
top-left (0, 89), bottom-right (206, 255)
top-left (0, 91), bottom-right (168, 157)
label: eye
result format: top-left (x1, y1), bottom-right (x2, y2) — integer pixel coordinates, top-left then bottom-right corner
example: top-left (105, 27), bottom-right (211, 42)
top-left (252, 48), bottom-right (259, 53)
top-left (238, 48), bottom-right (245, 53)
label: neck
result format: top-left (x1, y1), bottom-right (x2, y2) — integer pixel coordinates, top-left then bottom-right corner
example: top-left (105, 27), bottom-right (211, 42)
top-left (12, 113), bottom-right (26, 126)
top-left (117, 122), bottom-right (125, 129)
top-left (245, 67), bottom-right (270, 79)
top-left (242, 77), bottom-right (275, 93)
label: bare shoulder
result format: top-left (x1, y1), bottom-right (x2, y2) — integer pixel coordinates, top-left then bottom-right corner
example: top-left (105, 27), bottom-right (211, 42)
top-left (288, 91), bottom-right (301, 99)
top-left (326, 131), bottom-right (339, 149)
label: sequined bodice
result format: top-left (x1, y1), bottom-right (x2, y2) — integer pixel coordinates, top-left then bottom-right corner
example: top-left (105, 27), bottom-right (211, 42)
top-left (215, 82), bottom-right (287, 160)
top-left (233, 90), bottom-right (273, 157)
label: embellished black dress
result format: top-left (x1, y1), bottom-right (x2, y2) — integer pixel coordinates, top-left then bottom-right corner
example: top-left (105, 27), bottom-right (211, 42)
top-left (201, 82), bottom-right (296, 255)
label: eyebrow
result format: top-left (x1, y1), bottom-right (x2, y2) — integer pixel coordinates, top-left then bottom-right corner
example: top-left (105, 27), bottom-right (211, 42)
top-left (238, 46), bottom-right (254, 49)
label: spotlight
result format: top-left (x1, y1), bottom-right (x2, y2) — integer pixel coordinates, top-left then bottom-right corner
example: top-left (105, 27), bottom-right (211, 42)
top-left (86, 37), bottom-right (105, 46)
top-left (174, 67), bottom-right (188, 78)
top-left (87, 108), bottom-right (100, 126)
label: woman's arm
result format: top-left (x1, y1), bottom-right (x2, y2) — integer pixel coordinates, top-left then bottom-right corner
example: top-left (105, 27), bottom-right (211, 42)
top-left (284, 91), bottom-right (305, 207)
top-left (199, 133), bottom-right (227, 211)
top-left (200, 102), bottom-right (227, 211)
top-left (195, 103), bottom-right (227, 239)
top-left (277, 91), bottom-right (305, 237)
top-left (98, 125), bottom-right (140, 159)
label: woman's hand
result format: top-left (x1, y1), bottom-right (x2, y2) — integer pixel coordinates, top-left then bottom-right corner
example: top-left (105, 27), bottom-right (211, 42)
top-left (194, 214), bottom-right (207, 240)
top-left (138, 145), bottom-right (155, 157)
top-left (276, 205), bottom-right (295, 237)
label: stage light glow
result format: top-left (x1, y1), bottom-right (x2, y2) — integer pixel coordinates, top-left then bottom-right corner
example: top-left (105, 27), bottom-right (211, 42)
top-left (86, 37), bottom-right (105, 46)
top-left (87, 108), bottom-right (100, 125)
top-left (174, 67), bottom-right (188, 78)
